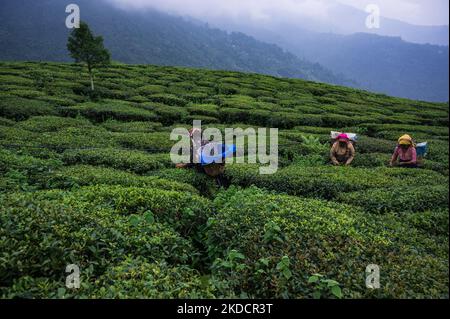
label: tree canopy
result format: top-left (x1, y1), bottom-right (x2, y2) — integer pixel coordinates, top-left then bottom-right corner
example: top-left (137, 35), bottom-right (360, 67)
top-left (67, 22), bottom-right (110, 90)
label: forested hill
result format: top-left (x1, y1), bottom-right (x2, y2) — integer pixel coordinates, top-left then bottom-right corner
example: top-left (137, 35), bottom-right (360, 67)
top-left (214, 16), bottom-right (450, 102)
top-left (0, 0), bottom-right (349, 86)
top-left (279, 32), bottom-right (450, 102)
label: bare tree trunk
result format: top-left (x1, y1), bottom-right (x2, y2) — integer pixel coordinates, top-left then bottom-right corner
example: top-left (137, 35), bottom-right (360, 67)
top-left (91, 75), bottom-right (95, 91)
top-left (89, 72), bottom-right (95, 91)
top-left (88, 65), bottom-right (94, 91)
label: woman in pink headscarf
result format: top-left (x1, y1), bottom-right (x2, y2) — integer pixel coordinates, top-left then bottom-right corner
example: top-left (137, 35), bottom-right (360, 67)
top-left (330, 133), bottom-right (355, 166)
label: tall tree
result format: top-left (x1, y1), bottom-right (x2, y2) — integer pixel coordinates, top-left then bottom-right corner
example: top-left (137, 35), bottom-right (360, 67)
top-left (67, 22), bottom-right (110, 91)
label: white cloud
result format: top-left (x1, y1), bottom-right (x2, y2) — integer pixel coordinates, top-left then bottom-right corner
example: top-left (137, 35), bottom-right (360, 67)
top-left (106, 0), bottom-right (448, 26)
top-left (107, 0), bottom-right (333, 22)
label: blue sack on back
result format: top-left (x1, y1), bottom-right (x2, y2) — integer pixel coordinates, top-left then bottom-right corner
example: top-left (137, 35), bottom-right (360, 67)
top-left (201, 144), bottom-right (236, 166)
top-left (416, 142), bottom-right (428, 157)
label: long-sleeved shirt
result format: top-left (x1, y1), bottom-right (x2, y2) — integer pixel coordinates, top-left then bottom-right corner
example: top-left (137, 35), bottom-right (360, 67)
top-left (391, 146), bottom-right (417, 164)
top-left (330, 142), bottom-right (355, 164)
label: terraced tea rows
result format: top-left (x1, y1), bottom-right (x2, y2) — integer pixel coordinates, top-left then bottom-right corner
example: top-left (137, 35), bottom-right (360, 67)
top-left (0, 62), bottom-right (448, 298)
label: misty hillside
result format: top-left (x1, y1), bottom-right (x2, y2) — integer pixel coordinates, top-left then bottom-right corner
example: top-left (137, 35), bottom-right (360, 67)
top-left (0, 0), bottom-right (349, 86)
top-left (212, 18), bottom-right (449, 102)
top-left (281, 31), bottom-right (449, 103)
top-left (207, 1), bottom-right (449, 46)
top-left (326, 2), bottom-right (449, 46)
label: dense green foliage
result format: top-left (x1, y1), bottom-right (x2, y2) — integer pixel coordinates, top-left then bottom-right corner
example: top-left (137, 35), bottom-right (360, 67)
top-left (205, 186), bottom-right (448, 298)
top-left (0, 61), bottom-right (448, 299)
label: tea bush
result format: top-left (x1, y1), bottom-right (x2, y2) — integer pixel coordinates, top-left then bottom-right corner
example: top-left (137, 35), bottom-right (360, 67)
top-left (186, 115), bottom-right (220, 124)
top-left (321, 114), bottom-right (360, 127)
top-left (35, 127), bottom-right (116, 151)
top-left (365, 123), bottom-right (448, 137)
top-left (269, 112), bottom-right (310, 129)
top-left (338, 185), bottom-right (449, 214)
top-left (0, 125), bottom-right (37, 145)
top-left (137, 84), bottom-right (167, 96)
top-left (0, 117), bottom-right (15, 126)
top-left (112, 132), bottom-right (173, 151)
top-left (219, 95), bottom-right (256, 108)
top-left (218, 107), bottom-right (255, 124)
top-left (0, 148), bottom-right (62, 192)
top-left (0, 193), bottom-right (195, 286)
top-left (294, 126), bottom-right (334, 134)
top-left (147, 94), bottom-right (188, 107)
top-left (0, 75), bottom-right (34, 86)
top-left (62, 148), bottom-right (172, 173)
top-left (101, 120), bottom-right (163, 133)
top-left (86, 258), bottom-right (216, 299)
top-left (356, 136), bottom-right (397, 154)
top-left (47, 165), bottom-right (198, 194)
top-left (404, 209), bottom-right (449, 237)
top-left (1, 276), bottom-right (66, 299)
top-left (352, 153), bottom-right (391, 168)
top-left (35, 95), bottom-right (77, 107)
top-left (372, 130), bottom-right (435, 142)
top-left (216, 83), bottom-right (240, 95)
top-left (290, 154), bottom-right (328, 167)
top-left (206, 186), bottom-right (448, 298)
top-left (126, 95), bottom-right (149, 103)
top-left (182, 92), bottom-right (210, 104)
top-left (64, 185), bottom-right (212, 236)
top-left (293, 114), bottom-right (324, 127)
top-left (152, 168), bottom-right (219, 197)
top-left (423, 160), bottom-right (449, 176)
top-left (4, 89), bottom-right (47, 99)
top-left (0, 97), bottom-right (57, 120)
top-left (62, 101), bottom-right (158, 122)
top-left (224, 165), bottom-right (448, 200)
top-left (16, 116), bottom-right (94, 132)
top-left (426, 140), bottom-right (449, 164)
top-left (140, 103), bottom-right (189, 125)
top-left (188, 104), bottom-right (219, 118)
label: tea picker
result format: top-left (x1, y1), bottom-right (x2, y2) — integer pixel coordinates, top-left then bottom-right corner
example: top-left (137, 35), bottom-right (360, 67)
top-left (200, 143), bottom-right (236, 187)
top-left (176, 128), bottom-right (236, 187)
top-left (390, 134), bottom-right (428, 168)
top-left (330, 132), bottom-right (357, 166)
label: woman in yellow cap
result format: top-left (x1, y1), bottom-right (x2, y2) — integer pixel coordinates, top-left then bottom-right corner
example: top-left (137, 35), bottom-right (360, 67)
top-left (389, 134), bottom-right (417, 168)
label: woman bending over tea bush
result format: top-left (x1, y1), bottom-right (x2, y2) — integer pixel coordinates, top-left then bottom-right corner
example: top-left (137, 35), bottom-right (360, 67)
top-left (330, 133), bottom-right (355, 166)
top-left (390, 134), bottom-right (417, 168)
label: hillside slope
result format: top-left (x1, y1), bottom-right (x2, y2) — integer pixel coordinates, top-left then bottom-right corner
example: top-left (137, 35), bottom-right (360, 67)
top-left (0, 62), bottom-right (449, 299)
top-left (0, 0), bottom-right (348, 86)
top-left (278, 32), bottom-right (449, 103)
top-left (211, 18), bottom-right (449, 102)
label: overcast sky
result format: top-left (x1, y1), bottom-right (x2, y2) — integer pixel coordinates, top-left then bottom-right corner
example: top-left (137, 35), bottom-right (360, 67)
top-left (338, 0), bottom-right (449, 25)
top-left (106, 0), bottom-right (449, 26)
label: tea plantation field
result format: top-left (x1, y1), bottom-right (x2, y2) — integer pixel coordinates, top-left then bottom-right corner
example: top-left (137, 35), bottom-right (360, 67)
top-left (0, 62), bottom-right (448, 299)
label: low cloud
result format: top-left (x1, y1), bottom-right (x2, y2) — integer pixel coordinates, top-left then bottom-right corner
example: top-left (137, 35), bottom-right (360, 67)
top-left (105, 0), bottom-right (448, 26)
top-left (106, 0), bottom-right (334, 24)
top-left (337, 0), bottom-right (449, 26)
